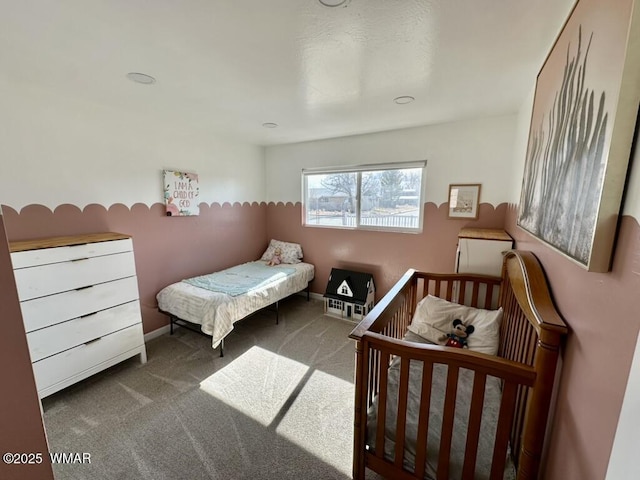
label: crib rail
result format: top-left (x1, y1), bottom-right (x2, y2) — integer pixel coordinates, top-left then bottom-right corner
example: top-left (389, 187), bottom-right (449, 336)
top-left (349, 251), bottom-right (568, 480)
top-left (350, 270), bottom-right (503, 479)
top-left (498, 252), bottom-right (567, 477)
top-left (362, 332), bottom-right (536, 480)
top-left (350, 270), bottom-right (502, 342)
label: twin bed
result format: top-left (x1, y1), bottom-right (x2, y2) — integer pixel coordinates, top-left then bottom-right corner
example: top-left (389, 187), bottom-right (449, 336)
top-left (157, 240), bottom-right (314, 355)
top-left (350, 250), bottom-right (568, 480)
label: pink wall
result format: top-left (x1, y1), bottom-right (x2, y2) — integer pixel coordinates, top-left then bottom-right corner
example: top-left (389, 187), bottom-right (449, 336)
top-left (266, 201), bottom-right (508, 298)
top-left (0, 214), bottom-right (53, 480)
top-left (506, 207), bottom-right (640, 480)
top-left (2, 202), bottom-right (268, 333)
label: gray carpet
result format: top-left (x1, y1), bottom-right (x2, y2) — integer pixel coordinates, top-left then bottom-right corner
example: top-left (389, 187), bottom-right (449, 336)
top-left (42, 296), bottom-right (373, 480)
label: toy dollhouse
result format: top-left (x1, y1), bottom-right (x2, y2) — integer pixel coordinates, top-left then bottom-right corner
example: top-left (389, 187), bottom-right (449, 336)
top-left (324, 268), bottom-right (375, 321)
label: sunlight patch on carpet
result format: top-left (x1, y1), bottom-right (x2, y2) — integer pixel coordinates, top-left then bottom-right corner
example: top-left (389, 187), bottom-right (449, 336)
top-left (199, 346), bottom-right (309, 426)
top-left (276, 370), bottom-right (354, 476)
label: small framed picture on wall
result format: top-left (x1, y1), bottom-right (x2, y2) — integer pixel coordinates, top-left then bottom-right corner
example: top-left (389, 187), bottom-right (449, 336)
top-left (448, 183), bottom-right (481, 219)
top-left (163, 169), bottom-right (200, 216)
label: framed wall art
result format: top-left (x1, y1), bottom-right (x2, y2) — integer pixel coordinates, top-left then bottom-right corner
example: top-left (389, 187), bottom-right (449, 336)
top-left (163, 170), bottom-right (200, 216)
top-left (448, 183), bottom-right (481, 219)
top-left (517, 0), bottom-right (640, 272)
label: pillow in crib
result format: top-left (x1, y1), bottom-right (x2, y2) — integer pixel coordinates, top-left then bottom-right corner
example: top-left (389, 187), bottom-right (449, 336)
top-left (407, 295), bottom-right (502, 355)
top-left (260, 239), bottom-right (303, 264)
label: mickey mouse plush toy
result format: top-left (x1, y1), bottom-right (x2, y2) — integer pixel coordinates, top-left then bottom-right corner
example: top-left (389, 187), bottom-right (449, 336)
top-left (445, 319), bottom-right (474, 349)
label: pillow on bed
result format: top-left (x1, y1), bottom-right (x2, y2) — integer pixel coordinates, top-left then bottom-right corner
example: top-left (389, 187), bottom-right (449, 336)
top-left (260, 239), bottom-right (303, 264)
top-left (407, 295), bottom-right (502, 355)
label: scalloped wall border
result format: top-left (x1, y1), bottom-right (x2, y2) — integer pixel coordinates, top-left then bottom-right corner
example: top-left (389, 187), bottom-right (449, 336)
top-left (1, 200), bottom-right (513, 215)
top-left (1, 201), bottom-right (272, 216)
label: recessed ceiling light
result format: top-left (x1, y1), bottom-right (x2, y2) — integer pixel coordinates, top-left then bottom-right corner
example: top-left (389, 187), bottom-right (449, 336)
top-left (126, 72), bottom-right (156, 85)
top-left (394, 96), bottom-right (415, 105)
top-left (262, 122), bottom-right (278, 128)
top-left (319, 0), bottom-right (350, 7)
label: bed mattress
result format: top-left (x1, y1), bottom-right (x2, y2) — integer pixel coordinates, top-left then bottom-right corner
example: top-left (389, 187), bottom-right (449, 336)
top-left (157, 261), bottom-right (314, 348)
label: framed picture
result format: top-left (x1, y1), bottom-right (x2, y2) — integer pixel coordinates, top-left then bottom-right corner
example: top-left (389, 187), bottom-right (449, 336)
top-left (163, 170), bottom-right (200, 216)
top-left (448, 184), bottom-right (481, 219)
top-left (517, 0), bottom-right (640, 272)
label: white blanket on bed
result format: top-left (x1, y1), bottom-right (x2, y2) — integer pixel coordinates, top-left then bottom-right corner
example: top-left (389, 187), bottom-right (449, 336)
top-left (157, 261), bottom-right (314, 349)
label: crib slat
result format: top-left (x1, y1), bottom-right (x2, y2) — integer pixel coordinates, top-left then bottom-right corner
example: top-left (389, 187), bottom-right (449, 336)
top-left (471, 282), bottom-right (480, 307)
top-left (515, 314), bottom-right (526, 362)
top-left (374, 350), bottom-right (381, 405)
top-left (490, 381), bottom-right (519, 479)
top-left (369, 348), bottom-right (379, 406)
top-left (434, 279), bottom-right (441, 298)
top-left (375, 351), bottom-right (391, 457)
top-left (394, 358), bottom-right (411, 467)
top-left (512, 384), bottom-right (528, 462)
top-left (367, 352), bottom-right (373, 406)
top-left (485, 283), bottom-right (494, 309)
top-left (414, 362), bottom-right (434, 479)
top-left (462, 371), bottom-right (487, 478)
top-left (437, 366), bottom-right (459, 480)
top-left (525, 326), bottom-right (536, 363)
top-left (459, 280), bottom-right (467, 305)
top-left (446, 280), bottom-right (453, 302)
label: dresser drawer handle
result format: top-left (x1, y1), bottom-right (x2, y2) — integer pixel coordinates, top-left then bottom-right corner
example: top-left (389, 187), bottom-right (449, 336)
top-left (70, 257), bottom-right (89, 262)
top-left (75, 285), bottom-right (93, 291)
top-left (84, 337), bottom-right (102, 346)
top-left (80, 311), bottom-right (98, 319)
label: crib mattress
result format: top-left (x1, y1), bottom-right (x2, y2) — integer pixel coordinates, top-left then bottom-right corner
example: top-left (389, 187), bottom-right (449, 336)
top-left (157, 261), bottom-right (314, 348)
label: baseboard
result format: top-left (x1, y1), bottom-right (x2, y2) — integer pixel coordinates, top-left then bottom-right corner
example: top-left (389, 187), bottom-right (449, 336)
top-left (144, 324), bottom-right (171, 342)
top-left (295, 291), bottom-right (324, 301)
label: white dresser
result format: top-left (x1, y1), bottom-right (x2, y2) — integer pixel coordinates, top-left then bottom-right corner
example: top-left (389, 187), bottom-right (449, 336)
top-left (9, 232), bottom-right (147, 398)
top-left (455, 228), bottom-right (514, 277)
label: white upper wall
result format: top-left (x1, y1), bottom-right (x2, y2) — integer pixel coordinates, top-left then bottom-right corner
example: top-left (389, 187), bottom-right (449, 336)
top-left (265, 114), bottom-right (518, 206)
top-left (0, 80), bottom-right (265, 210)
top-left (509, 85), bottom-right (537, 205)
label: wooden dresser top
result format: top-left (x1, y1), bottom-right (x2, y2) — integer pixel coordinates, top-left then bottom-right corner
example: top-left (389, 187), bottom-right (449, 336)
top-left (457, 228), bottom-right (513, 241)
top-left (9, 232), bottom-right (131, 253)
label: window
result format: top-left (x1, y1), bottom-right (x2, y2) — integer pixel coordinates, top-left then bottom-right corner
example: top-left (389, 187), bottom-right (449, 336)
top-left (302, 161), bottom-right (426, 232)
top-left (328, 299), bottom-right (343, 310)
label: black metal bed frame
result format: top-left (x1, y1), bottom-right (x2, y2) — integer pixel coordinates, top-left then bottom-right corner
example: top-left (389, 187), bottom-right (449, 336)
top-left (160, 284), bottom-right (311, 357)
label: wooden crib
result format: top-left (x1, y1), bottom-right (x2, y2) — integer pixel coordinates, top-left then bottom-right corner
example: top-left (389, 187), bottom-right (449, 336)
top-left (349, 250), bottom-right (568, 480)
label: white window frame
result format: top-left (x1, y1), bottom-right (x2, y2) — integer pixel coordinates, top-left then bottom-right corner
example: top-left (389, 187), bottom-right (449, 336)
top-left (302, 161), bottom-right (427, 233)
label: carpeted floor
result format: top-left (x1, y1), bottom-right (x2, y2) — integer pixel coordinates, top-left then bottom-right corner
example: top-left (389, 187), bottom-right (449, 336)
top-left (41, 296), bottom-right (375, 480)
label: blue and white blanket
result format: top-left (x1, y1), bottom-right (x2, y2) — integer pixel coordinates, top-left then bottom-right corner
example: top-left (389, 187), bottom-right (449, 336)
top-left (182, 261), bottom-right (296, 297)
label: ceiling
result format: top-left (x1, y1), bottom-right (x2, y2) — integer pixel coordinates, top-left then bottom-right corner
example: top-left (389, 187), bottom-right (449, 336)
top-left (1, 0), bottom-right (576, 146)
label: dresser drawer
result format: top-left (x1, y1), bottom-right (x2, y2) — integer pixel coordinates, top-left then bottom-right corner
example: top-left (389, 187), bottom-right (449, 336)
top-left (32, 323), bottom-right (145, 394)
top-left (20, 276), bottom-right (140, 332)
top-left (27, 301), bottom-right (142, 362)
top-left (13, 251), bottom-right (136, 301)
top-left (11, 238), bottom-right (133, 269)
